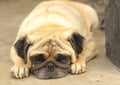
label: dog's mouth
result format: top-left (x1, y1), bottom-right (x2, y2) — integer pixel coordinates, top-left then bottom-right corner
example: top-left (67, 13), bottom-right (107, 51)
top-left (31, 62), bottom-right (70, 79)
top-left (32, 68), bottom-right (69, 79)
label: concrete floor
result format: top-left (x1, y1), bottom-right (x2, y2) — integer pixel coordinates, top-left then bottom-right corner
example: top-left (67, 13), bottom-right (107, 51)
top-left (0, 0), bottom-right (120, 85)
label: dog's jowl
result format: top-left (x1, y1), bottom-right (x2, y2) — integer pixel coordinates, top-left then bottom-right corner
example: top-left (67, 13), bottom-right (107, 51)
top-left (10, 0), bottom-right (99, 79)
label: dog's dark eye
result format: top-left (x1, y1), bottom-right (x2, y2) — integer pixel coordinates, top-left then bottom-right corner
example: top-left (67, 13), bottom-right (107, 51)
top-left (30, 54), bottom-right (45, 64)
top-left (56, 54), bottom-right (71, 64)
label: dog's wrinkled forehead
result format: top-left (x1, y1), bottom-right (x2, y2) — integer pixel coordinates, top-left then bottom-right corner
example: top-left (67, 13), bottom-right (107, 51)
top-left (45, 40), bottom-right (57, 56)
top-left (29, 37), bottom-right (71, 58)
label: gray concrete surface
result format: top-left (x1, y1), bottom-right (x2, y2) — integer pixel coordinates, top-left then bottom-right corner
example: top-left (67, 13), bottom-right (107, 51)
top-left (0, 0), bottom-right (120, 85)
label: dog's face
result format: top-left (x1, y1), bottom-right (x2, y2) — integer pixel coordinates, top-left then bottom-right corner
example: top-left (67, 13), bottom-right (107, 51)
top-left (14, 32), bottom-right (84, 79)
top-left (30, 53), bottom-right (71, 79)
top-left (29, 39), bottom-right (72, 79)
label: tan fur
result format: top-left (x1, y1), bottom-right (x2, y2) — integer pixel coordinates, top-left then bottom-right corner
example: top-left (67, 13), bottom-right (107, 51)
top-left (10, 0), bottom-right (99, 78)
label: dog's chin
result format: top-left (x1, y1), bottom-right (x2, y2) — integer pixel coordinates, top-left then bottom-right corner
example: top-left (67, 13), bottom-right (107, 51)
top-left (32, 67), bottom-right (69, 79)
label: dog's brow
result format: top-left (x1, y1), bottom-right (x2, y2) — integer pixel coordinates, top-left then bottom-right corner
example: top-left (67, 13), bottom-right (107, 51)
top-left (56, 54), bottom-right (71, 60)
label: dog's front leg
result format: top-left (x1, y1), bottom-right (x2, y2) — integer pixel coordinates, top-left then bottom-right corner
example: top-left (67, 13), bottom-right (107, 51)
top-left (71, 39), bottom-right (98, 74)
top-left (10, 37), bottom-right (31, 79)
top-left (10, 47), bottom-right (31, 79)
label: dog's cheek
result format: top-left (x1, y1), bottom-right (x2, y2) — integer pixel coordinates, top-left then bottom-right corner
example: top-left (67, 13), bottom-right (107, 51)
top-left (55, 68), bottom-right (70, 77)
top-left (32, 68), bottom-right (48, 79)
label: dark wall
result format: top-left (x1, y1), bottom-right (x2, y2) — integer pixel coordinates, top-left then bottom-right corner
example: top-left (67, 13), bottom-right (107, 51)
top-left (106, 0), bottom-right (120, 67)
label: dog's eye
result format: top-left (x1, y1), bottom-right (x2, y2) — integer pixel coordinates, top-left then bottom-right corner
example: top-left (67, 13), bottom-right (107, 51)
top-left (56, 54), bottom-right (71, 64)
top-left (30, 54), bottom-right (45, 64)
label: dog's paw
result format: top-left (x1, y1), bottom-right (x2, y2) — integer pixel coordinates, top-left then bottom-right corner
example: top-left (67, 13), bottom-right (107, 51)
top-left (70, 61), bottom-right (86, 74)
top-left (10, 64), bottom-right (30, 79)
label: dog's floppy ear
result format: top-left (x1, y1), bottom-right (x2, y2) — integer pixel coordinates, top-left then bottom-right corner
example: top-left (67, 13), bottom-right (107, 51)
top-left (14, 37), bottom-right (31, 64)
top-left (68, 33), bottom-right (84, 56)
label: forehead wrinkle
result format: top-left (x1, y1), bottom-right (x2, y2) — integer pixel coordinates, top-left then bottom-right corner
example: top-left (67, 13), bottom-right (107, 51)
top-left (47, 39), bottom-right (62, 57)
top-left (47, 40), bottom-right (53, 55)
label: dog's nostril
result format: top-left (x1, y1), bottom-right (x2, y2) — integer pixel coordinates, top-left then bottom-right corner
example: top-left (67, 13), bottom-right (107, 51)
top-left (46, 63), bottom-right (55, 71)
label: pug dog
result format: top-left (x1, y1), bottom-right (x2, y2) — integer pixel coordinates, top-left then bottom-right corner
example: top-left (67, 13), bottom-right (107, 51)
top-left (10, 0), bottom-right (99, 79)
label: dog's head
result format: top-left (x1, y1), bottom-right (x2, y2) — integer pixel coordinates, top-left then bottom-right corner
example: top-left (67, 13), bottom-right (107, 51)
top-left (14, 32), bottom-right (84, 79)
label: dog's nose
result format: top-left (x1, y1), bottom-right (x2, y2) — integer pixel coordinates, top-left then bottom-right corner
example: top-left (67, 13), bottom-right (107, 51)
top-left (46, 63), bottom-right (55, 71)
